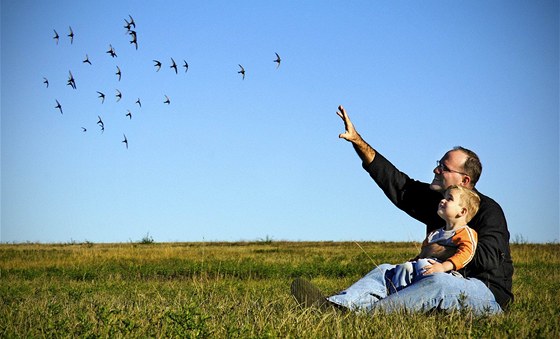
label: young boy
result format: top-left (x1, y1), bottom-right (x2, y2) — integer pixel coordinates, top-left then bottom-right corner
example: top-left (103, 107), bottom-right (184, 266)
top-left (385, 184), bottom-right (480, 293)
top-left (292, 184), bottom-right (481, 311)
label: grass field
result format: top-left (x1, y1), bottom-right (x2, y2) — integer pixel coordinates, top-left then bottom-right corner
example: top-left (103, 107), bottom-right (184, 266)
top-left (1, 241), bottom-right (558, 338)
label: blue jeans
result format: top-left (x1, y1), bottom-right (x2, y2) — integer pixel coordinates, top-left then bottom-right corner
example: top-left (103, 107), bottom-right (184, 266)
top-left (327, 263), bottom-right (502, 315)
top-left (387, 258), bottom-right (448, 294)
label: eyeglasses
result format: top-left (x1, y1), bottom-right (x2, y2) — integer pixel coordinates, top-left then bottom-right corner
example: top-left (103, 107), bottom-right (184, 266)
top-left (436, 160), bottom-right (468, 176)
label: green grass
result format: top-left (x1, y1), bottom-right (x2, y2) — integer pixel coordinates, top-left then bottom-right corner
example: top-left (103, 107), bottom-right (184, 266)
top-left (1, 241), bottom-right (558, 338)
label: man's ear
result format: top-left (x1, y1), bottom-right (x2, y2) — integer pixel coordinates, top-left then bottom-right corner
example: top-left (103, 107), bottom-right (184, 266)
top-left (461, 175), bottom-right (471, 187)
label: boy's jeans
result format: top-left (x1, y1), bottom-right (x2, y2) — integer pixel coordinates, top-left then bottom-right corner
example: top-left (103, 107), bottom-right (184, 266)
top-left (387, 258), bottom-right (446, 293)
top-left (327, 263), bottom-right (502, 315)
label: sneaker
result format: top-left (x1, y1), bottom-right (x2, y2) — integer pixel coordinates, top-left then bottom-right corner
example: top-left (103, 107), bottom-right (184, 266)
top-left (291, 277), bottom-right (325, 308)
top-left (291, 277), bottom-right (343, 311)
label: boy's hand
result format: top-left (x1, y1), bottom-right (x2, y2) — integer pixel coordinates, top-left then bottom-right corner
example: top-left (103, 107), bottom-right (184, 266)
top-left (422, 259), bottom-right (453, 275)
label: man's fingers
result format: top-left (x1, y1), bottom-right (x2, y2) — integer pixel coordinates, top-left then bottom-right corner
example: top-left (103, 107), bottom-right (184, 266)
top-left (337, 105), bottom-right (355, 141)
top-left (337, 105), bottom-right (346, 118)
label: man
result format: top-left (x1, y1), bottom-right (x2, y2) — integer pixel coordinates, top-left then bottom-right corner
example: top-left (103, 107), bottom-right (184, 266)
top-left (292, 105), bottom-right (513, 314)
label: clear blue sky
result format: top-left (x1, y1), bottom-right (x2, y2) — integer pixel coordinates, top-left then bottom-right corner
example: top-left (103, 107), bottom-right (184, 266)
top-left (1, 1), bottom-right (558, 243)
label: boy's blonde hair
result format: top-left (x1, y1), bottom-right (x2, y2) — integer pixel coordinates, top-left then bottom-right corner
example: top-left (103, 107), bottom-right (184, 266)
top-left (447, 185), bottom-right (481, 223)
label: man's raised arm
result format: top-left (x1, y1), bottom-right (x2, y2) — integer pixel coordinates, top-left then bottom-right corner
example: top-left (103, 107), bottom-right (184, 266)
top-left (337, 105), bottom-right (376, 165)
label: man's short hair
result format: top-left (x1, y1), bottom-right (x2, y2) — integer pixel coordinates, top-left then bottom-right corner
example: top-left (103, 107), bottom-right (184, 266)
top-left (454, 146), bottom-right (482, 187)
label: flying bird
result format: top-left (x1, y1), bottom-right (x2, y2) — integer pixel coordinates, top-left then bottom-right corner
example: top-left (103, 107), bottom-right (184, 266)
top-left (135, 98), bottom-right (141, 107)
top-left (106, 44), bottom-right (117, 58)
top-left (164, 95), bottom-right (170, 104)
top-left (183, 60), bottom-right (189, 73)
top-left (96, 91), bottom-right (105, 103)
top-left (122, 134), bottom-right (128, 149)
top-left (68, 26), bottom-right (74, 44)
top-left (126, 110), bottom-right (132, 119)
top-left (129, 30), bottom-right (138, 50)
top-left (43, 77), bottom-right (49, 88)
top-left (238, 64), bottom-right (245, 80)
top-left (83, 54), bottom-right (92, 65)
top-left (97, 116), bottom-right (105, 133)
top-left (53, 29), bottom-right (59, 44)
top-left (116, 89), bottom-right (122, 102)
top-left (170, 58), bottom-right (178, 74)
top-left (124, 15), bottom-right (136, 29)
top-left (153, 60), bottom-right (162, 71)
top-left (81, 127), bottom-right (87, 132)
top-left (273, 52), bottom-right (281, 68)
top-left (55, 100), bottom-right (63, 114)
top-left (124, 18), bottom-right (133, 31)
top-left (124, 17), bottom-right (132, 31)
top-left (67, 70), bottom-right (76, 89)
top-left (116, 66), bottom-right (122, 81)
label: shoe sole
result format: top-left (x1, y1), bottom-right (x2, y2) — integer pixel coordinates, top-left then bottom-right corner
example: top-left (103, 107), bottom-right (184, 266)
top-left (291, 277), bottom-right (327, 309)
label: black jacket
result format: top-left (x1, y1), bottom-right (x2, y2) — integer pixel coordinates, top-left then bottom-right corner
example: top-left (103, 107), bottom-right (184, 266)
top-left (365, 152), bottom-right (514, 309)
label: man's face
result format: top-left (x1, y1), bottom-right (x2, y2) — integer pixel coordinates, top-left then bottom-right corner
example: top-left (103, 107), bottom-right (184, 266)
top-left (430, 150), bottom-right (469, 192)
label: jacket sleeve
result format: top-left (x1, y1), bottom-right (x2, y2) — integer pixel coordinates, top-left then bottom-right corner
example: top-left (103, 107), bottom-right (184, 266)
top-left (364, 152), bottom-right (444, 230)
top-left (448, 227), bottom-right (478, 271)
top-left (466, 196), bottom-right (510, 272)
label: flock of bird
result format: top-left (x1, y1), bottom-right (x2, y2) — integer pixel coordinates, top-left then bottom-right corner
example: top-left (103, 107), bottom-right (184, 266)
top-left (45, 15), bottom-right (282, 150)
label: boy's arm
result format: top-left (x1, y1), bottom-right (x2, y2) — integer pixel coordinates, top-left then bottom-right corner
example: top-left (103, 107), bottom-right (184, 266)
top-left (422, 227), bottom-right (478, 274)
top-left (417, 242), bottom-right (457, 261)
top-left (447, 227), bottom-right (478, 271)
top-left (415, 228), bottom-right (458, 262)
top-left (423, 260), bottom-right (454, 274)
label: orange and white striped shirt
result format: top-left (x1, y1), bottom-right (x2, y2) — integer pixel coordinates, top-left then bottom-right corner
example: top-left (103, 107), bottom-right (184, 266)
top-left (422, 225), bottom-right (478, 270)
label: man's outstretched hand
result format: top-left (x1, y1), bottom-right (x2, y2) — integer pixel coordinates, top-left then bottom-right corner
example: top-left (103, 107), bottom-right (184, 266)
top-left (336, 105), bottom-right (376, 165)
top-left (336, 105), bottom-right (359, 143)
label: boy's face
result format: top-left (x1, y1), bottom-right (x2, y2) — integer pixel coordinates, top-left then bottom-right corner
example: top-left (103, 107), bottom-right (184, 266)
top-left (437, 189), bottom-right (466, 222)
